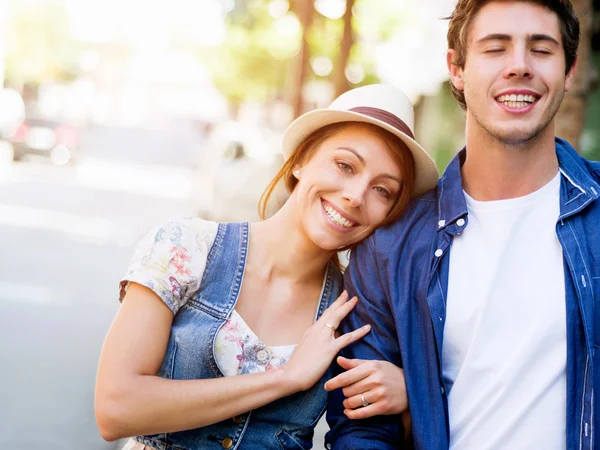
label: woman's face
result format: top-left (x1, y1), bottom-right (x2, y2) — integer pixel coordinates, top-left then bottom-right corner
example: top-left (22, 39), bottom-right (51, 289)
top-left (292, 123), bottom-right (404, 251)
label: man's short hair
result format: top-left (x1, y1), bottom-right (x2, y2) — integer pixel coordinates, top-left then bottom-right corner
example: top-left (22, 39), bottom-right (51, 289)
top-left (446, 0), bottom-right (581, 110)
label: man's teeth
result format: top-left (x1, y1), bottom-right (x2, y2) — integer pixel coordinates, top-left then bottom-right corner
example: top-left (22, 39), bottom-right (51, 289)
top-left (496, 94), bottom-right (537, 108)
top-left (323, 203), bottom-right (355, 228)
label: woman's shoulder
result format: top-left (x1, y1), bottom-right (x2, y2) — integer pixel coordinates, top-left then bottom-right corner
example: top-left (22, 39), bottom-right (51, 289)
top-left (119, 217), bottom-right (221, 314)
top-left (148, 217), bottom-right (220, 248)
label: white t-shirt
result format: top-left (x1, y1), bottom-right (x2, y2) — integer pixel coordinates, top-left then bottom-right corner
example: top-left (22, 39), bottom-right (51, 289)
top-left (442, 172), bottom-right (566, 449)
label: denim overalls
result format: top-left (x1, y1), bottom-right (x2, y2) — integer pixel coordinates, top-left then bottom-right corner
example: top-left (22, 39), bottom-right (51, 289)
top-left (134, 221), bottom-right (343, 450)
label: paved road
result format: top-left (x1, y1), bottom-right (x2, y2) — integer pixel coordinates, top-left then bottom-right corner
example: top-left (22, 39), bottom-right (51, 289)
top-left (0, 127), bottom-right (329, 450)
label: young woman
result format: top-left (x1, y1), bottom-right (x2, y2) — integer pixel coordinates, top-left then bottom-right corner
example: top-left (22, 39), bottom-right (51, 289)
top-left (95, 84), bottom-right (439, 450)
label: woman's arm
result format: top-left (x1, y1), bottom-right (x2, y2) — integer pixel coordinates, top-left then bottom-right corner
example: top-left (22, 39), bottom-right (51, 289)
top-left (95, 284), bottom-right (369, 441)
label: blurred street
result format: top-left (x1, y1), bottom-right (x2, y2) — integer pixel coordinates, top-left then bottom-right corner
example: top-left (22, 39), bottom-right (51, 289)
top-left (0, 124), bottom-right (328, 449)
top-left (0, 126), bottom-right (197, 450)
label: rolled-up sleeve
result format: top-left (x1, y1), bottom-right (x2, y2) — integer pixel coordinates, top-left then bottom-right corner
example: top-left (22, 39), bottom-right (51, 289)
top-left (325, 234), bottom-right (406, 449)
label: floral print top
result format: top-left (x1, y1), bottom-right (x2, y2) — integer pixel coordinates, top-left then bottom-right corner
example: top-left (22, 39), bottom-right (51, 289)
top-left (120, 218), bottom-right (219, 314)
top-left (120, 218), bottom-right (296, 450)
top-left (215, 310), bottom-right (296, 376)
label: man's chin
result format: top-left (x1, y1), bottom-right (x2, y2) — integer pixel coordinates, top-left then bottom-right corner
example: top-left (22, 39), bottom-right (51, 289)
top-left (488, 124), bottom-right (545, 147)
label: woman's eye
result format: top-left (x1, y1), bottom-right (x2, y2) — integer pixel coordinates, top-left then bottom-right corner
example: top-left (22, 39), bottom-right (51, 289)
top-left (532, 49), bottom-right (551, 55)
top-left (485, 48), bottom-right (504, 54)
top-left (337, 162), bottom-right (353, 173)
top-left (374, 186), bottom-right (391, 198)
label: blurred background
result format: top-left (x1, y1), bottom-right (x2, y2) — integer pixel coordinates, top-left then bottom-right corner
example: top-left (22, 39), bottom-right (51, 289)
top-left (0, 0), bottom-right (598, 449)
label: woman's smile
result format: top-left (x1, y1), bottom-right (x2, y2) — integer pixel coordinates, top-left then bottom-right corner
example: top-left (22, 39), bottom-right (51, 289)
top-left (320, 199), bottom-right (358, 231)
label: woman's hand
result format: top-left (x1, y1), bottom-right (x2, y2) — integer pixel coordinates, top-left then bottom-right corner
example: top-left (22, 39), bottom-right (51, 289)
top-left (324, 356), bottom-right (408, 419)
top-left (280, 291), bottom-right (371, 392)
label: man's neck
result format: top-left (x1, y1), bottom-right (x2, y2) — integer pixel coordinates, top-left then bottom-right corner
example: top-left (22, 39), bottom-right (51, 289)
top-left (461, 121), bottom-right (559, 201)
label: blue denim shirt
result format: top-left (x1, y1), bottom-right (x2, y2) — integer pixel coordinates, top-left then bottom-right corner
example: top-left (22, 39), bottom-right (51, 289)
top-left (133, 222), bottom-right (343, 450)
top-left (326, 139), bottom-right (600, 450)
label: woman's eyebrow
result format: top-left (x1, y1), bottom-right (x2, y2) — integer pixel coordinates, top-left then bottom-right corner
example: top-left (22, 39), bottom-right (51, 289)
top-left (337, 146), bottom-right (364, 164)
top-left (337, 146), bottom-right (401, 184)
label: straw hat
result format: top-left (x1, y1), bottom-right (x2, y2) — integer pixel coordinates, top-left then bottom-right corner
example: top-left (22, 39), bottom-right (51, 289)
top-left (282, 84), bottom-right (439, 196)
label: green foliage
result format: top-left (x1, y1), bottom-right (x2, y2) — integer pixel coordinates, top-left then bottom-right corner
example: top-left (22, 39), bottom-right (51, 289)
top-left (200, 1), bottom-right (300, 104)
top-left (200, 0), bottom-right (405, 106)
top-left (353, 0), bottom-right (409, 42)
top-left (582, 52), bottom-right (600, 161)
top-left (5, 1), bottom-right (81, 85)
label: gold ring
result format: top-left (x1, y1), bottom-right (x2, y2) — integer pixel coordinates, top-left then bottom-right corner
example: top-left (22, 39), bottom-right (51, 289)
top-left (325, 323), bottom-right (337, 332)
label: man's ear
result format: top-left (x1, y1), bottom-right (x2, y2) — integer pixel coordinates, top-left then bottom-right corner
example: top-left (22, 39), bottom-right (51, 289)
top-left (447, 49), bottom-right (465, 91)
top-left (564, 56), bottom-right (578, 93)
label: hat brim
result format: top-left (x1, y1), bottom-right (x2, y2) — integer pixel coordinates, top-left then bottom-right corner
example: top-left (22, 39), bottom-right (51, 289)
top-left (282, 110), bottom-right (439, 196)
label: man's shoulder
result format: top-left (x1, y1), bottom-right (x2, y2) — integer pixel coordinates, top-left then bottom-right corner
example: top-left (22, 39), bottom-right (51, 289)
top-left (371, 188), bottom-right (440, 251)
top-left (557, 138), bottom-right (600, 181)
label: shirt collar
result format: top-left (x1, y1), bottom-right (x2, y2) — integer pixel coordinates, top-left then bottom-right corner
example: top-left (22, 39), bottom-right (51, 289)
top-left (437, 148), bottom-right (468, 231)
top-left (436, 138), bottom-right (599, 230)
top-left (555, 137), bottom-right (600, 198)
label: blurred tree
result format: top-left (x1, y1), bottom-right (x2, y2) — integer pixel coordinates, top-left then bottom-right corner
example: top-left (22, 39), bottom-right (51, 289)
top-left (580, 0), bottom-right (600, 160)
top-left (333, 0), bottom-right (355, 97)
top-left (290, 0), bottom-right (315, 118)
top-left (199, 0), bottom-right (297, 117)
top-left (4, 1), bottom-right (80, 86)
top-left (200, 0), bottom-right (389, 119)
top-left (555, 0), bottom-right (596, 150)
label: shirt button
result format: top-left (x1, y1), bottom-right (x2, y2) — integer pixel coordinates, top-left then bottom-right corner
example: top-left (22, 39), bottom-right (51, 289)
top-left (438, 220), bottom-right (446, 227)
top-left (434, 249), bottom-right (443, 257)
top-left (457, 218), bottom-right (465, 227)
top-left (232, 415), bottom-right (243, 424)
top-left (441, 386), bottom-right (445, 395)
top-left (222, 437), bottom-right (234, 449)
top-left (256, 349), bottom-right (268, 362)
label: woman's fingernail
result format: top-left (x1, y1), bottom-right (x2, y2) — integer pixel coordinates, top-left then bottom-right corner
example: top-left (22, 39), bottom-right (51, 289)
top-left (364, 324), bottom-right (371, 330)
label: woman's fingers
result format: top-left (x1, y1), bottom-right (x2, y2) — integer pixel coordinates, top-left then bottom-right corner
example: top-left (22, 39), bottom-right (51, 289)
top-left (334, 324), bottom-right (371, 352)
top-left (329, 295), bottom-right (359, 325)
top-left (319, 294), bottom-right (358, 333)
top-left (326, 290), bottom-right (349, 314)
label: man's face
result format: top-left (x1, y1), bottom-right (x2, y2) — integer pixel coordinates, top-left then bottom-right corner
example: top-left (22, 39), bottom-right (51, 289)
top-left (448, 1), bottom-right (576, 146)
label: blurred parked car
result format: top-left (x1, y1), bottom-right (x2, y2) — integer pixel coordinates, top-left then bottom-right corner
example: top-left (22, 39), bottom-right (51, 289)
top-left (9, 117), bottom-right (79, 166)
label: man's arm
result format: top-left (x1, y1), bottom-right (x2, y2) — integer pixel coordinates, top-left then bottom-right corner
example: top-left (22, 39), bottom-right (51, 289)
top-left (325, 234), bottom-right (407, 449)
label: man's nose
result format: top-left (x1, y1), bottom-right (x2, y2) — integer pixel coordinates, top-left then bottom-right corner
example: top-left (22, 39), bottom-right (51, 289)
top-left (504, 47), bottom-right (533, 79)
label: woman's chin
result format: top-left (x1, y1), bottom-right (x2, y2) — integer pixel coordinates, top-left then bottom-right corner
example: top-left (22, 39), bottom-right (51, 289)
top-left (309, 231), bottom-right (359, 252)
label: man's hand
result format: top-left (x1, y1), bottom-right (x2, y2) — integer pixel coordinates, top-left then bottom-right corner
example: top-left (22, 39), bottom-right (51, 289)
top-left (324, 356), bottom-right (408, 420)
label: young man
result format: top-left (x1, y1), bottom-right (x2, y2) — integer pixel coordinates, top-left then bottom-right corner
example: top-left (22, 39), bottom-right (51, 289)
top-left (325, 0), bottom-right (599, 449)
